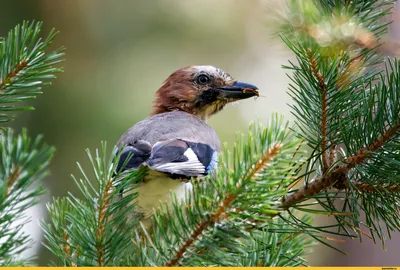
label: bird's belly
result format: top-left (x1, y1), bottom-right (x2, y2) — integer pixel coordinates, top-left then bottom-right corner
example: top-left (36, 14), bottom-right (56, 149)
top-left (136, 171), bottom-right (192, 220)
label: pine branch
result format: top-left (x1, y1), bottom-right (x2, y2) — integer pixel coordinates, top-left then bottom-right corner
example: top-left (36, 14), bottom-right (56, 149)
top-left (0, 60), bottom-right (28, 91)
top-left (306, 49), bottom-right (329, 171)
top-left (0, 21), bottom-right (64, 123)
top-left (0, 129), bottom-right (54, 265)
top-left (96, 177), bottom-right (113, 266)
top-left (41, 0), bottom-right (400, 265)
top-left (41, 144), bottom-right (147, 266)
top-left (4, 167), bottom-right (22, 197)
top-left (352, 183), bottom-right (400, 193)
top-left (279, 0), bottom-right (400, 244)
top-left (346, 122), bottom-right (400, 168)
top-left (167, 143), bottom-right (283, 266)
top-left (283, 56), bottom-right (400, 208)
top-left (0, 20), bottom-right (63, 265)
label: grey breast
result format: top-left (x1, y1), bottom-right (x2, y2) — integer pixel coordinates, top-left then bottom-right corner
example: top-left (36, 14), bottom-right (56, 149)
top-left (117, 111), bottom-right (221, 152)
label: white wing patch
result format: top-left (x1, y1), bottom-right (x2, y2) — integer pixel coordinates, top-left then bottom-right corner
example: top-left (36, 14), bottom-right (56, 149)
top-left (152, 148), bottom-right (205, 175)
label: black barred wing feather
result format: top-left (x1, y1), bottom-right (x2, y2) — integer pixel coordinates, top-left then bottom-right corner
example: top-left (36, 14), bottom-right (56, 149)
top-left (117, 139), bottom-right (218, 177)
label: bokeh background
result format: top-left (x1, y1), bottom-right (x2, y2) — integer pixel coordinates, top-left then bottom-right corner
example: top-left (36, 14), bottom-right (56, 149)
top-left (1, 0), bottom-right (400, 266)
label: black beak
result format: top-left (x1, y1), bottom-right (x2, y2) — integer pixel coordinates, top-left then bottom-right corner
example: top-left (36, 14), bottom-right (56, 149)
top-left (216, 81), bottom-right (259, 99)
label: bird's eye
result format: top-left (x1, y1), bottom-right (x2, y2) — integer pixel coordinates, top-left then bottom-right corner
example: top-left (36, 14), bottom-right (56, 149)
top-left (196, 74), bottom-right (211, 85)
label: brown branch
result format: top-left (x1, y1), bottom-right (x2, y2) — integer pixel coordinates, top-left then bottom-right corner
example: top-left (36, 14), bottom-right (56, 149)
top-left (166, 144), bottom-right (283, 266)
top-left (292, 139), bottom-right (304, 158)
top-left (166, 219), bottom-right (209, 266)
top-left (0, 59), bottom-right (28, 92)
top-left (345, 122), bottom-right (400, 170)
top-left (320, 93), bottom-right (328, 170)
top-left (281, 170), bottom-right (345, 208)
top-left (328, 144), bottom-right (336, 168)
top-left (63, 231), bottom-right (70, 258)
top-left (73, 245), bottom-right (80, 267)
top-left (62, 231), bottom-right (77, 266)
top-left (353, 183), bottom-right (400, 193)
top-left (307, 49), bottom-right (329, 171)
top-left (282, 121), bottom-right (400, 208)
top-left (244, 143), bottom-right (283, 181)
top-left (4, 167), bottom-right (22, 197)
top-left (62, 231), bottom-right (78, 266)
top-left (96, 178), bottom-right (113, 266)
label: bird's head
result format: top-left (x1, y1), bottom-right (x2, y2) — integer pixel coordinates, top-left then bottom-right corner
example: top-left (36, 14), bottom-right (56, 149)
top-left (152, 65), bottom-right (259, 120)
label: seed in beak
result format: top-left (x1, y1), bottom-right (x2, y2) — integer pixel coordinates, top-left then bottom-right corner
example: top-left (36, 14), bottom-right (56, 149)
top-left (243, 88), bottom-right (259, 97)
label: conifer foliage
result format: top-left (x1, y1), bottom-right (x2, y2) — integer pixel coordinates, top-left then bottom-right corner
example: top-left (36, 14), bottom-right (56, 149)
top-left (1, 0), bottom-right (400, 266)
top-left (0, 21), bottom-right (64, 265)
top-left (43, 0), bottom-right (400, 266)
top-left (279, 0), bottom-right (400, 245)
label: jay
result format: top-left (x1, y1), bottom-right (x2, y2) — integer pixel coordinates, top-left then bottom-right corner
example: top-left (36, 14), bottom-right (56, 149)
top-left (116, 65), bottom-right (258, 222)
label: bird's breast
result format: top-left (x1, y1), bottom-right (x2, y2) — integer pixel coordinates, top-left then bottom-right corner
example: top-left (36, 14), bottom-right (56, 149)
top-left (136, 170), bottom-right (192, 221)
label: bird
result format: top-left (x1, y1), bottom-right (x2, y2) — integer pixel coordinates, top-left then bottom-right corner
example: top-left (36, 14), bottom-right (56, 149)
top-left (116, 65), bottom-right (258, 224)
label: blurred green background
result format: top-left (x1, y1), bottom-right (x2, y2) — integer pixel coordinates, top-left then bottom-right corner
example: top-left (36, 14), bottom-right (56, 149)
top-left (1, 0), bottom-right (400, 266)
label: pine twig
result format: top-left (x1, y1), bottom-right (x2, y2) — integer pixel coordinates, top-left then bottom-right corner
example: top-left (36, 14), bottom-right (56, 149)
top-left (307, 49), bottom-right (329, 171)
top-left (4, 167), bottom-right (22, 196)
top-left (282, 120), bottom-right (400, 207)
top-left (96, 178), bottom-right (113, 266)
top-left (166, 144), bottom-right (283, 266)
top-left (345, 122), bottom-right (400, 169)
top-left (0, 21), bottom-right (64, 123)
top-left (0, 59), bottom-right (28, 92)
top-left (353, 183), bottom-right (400, 193)
top-left (281, 170), bottom-right (344, 208)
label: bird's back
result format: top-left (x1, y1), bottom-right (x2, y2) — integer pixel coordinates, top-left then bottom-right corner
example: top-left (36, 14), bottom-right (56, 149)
top-left (118, 111), bottom-right (220, 152)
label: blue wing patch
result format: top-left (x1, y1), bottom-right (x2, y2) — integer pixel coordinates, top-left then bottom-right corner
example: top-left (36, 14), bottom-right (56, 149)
top-left (205, 151), bottom-right (219, 174)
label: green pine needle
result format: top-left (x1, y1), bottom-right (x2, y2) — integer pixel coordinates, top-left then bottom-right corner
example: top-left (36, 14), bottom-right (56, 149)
top-left (0, 129), bottom-right (54, 265)
top-left (0, 21), bottom-right (64, 123)
top-left (41, 144), bottom-right (146, 266)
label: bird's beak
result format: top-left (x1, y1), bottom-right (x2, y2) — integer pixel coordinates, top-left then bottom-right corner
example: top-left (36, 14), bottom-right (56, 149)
top-left (216, 81), bottom-right (259, 99)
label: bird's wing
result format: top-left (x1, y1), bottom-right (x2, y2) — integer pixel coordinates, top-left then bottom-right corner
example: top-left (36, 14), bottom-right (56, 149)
top-left (146, 139), bottom-right (218, 177)
top-left (116, 138), bottom-right (218, 177)
top-left (116, 140), bottom-right (152, 173)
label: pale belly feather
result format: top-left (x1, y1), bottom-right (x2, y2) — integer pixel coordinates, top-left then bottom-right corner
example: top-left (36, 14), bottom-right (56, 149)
top-left (136, 171), bottom-right (193, 222)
